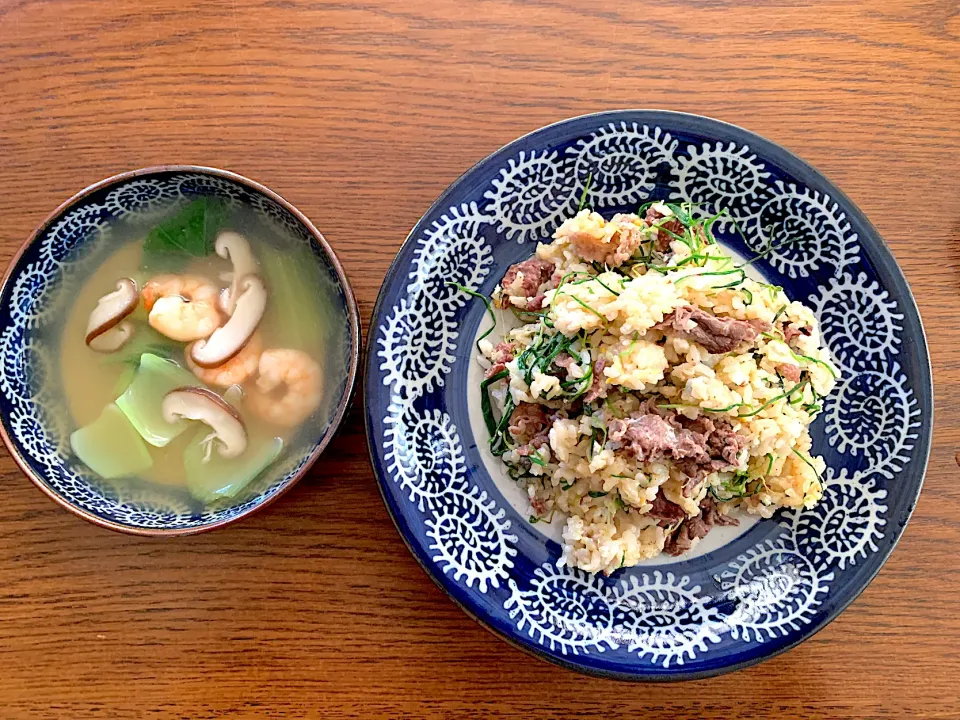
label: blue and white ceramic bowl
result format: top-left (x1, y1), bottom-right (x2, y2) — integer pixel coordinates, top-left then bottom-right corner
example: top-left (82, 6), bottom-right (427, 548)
top-left (365, 111), bottom-right (932, 680)
top-left (0, 166), bottom-right (360, 535)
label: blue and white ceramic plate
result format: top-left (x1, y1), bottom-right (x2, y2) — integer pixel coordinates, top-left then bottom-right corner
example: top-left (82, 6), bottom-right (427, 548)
top-left (365, 111), bottom-right (931, 680)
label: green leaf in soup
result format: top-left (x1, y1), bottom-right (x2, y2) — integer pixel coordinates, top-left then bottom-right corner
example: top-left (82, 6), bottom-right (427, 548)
top-left (70, 404), bottom-right (153, 479)
top-left (141, 198), bottom-right (225, 271)
top-left (183, 431), bottom-right (283, 503)
top-left (260, 246), bottom-right (326, 353)
top-left (115, 353), bottom-right (202, 447)
top-left (100, 332), bottom-right (182, 370)
top-left (111, 364), bottom-right (137, 396)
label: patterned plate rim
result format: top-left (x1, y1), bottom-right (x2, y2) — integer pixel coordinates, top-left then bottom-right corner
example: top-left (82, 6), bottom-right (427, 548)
top-left (364, 110), bottom-right (933, 680)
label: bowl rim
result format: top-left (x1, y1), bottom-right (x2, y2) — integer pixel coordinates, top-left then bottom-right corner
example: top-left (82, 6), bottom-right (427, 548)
top-left (363, 109), bottom-right (933, 681)
top-left (0, 164), bottom-right (362, 537)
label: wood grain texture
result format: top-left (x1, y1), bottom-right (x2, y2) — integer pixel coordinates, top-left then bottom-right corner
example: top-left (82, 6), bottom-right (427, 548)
top-left (0, 0), bottom-right (958, 717)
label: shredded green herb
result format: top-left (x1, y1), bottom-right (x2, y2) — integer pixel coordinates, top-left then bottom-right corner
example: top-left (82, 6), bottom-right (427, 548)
top-left (604, 396), bottom-right (623, 419)
top-left (480, 369), bottom-right (509, 438)
top-left (790, 350), bottom-right (839, 379)
top-left (703, 401), bottom-right (747, 414)
top-left (487, 380), bottom-right (516, 457)
top-left (709, 471), bottom-right (753, 502)
top-left (569, 271), bottom-right (621, 296)
top-left (792, 448), bottom-right (825, 488)
top-left (447, 281), bottom-right (496, 352)
top-left (662, 380), bottom-right (808, 418)
top-left (674, 267), bottom-right (746, 288)
top-left (578, 171), bottom-right (594, 212)
top-left (771, 305), bottom-right (788, 324)
top-left (737, 379), bottom-right (809, 417)
top-left (556, 291), bottom-right (607, 322)
top-left (619, 333), bottom-right (640, 360)
top-left (736, 229), bottom-right (801, 271)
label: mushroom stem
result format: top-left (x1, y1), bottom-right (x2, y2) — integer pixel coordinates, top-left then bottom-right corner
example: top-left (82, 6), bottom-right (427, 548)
top-left (161, 387), bottom-right (247, 460)
top-left (190, 275), bottom-right (267, 368)
top-left (216, 231), bottom-right (259, 316)
top-left (88, 322), bottom-right (134, 353)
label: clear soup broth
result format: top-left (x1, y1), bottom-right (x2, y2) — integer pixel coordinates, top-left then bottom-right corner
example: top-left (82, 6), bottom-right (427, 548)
top-left (59, 199), bottom-right (346, 508)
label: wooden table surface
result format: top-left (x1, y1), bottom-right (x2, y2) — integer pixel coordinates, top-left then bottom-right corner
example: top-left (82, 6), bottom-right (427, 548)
top-left (1, 0), bottom-right (958, 717)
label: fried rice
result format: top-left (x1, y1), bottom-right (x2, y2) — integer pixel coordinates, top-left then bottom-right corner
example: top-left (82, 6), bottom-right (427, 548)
top-left (477, 202), bottom-right (839, 574)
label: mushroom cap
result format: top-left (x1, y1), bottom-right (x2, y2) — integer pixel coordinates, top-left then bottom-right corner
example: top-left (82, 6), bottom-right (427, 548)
top-left (85, 278), bottom-right (139, 347)
top-left (161, 387), bottom-right (247, 459)
top-left (190, 275), bottom-right (267, 368)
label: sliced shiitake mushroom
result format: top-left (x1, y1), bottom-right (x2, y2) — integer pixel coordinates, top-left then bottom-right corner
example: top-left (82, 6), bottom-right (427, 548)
top-left (88, 324), bottom-right (135, 353)
top-left (190, 275), bottom-right (266, 368)
top-left (85, 278), bottom-right (139, 353)
top-left (161, 387), bottom-right (247, 460)
top-left (216, 231), bottom-right (259, 316)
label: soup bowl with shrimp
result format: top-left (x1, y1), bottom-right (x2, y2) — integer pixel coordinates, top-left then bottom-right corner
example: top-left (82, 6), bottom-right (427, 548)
top-left (0, 166), bottom-right (360, 534)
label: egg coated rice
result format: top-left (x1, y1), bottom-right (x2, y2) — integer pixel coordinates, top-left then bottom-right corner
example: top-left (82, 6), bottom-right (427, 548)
top-left (477, 203), bottom-right (839, 574)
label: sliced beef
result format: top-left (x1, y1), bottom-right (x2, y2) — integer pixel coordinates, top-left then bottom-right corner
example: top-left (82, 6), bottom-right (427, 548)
top-left (707, 420), bottom-right (748, 466)
top-left (776, 362), bottom-right (802, 383)
top-left (657, 305), bottom-right (765, 354)
top-left (607, 417), bottom-right (628, 443)
top-left (664, 516), bottom-right (709, 556)
top-left (637, 396), bottom-right (683, 424)
top-left (702, 496), bottom-right (739, 527)
top-left (609, 224), bottom-right (647, 266)
top-left (583, 356), bottom-right (609, 403)
top-left (782, 322), bottom-right (812, 345)
top-left (620, 414), bottom-right (711, 464)
top-left (663, 497), bottom-right (738, 556)
top-left (530, 495), bottom-right (548, 517)
top-left (681, 473), bottom-right (703, 498)
top-left (682, 415), bottom-right (715, 437)
top-left (527, 294), bottom-right (548, 312)
top-left (673, 417), bottom-right (747, 492)
top-left (612, 409), bottom-right (746, 493)
top-left (647, 493), bottom-right (687, 526)
top-left (497, 258), bottom-right (555, 310)
top-left (553, 353), bottom-right (577, 375)
top-left (644, 206), bottom-right (685, 253)
top-left (676, 458), bottom-right (729, 495)
top-left (484, 341), bottom-right (515, 379)
top-left (507, 403), bottom-right (550, 449)
top-left (621, 414), bottom-right (676, 461)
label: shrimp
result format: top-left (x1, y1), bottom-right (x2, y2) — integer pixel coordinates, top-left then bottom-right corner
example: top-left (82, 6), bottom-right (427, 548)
top-left (246, 349), bottom-right (323, 427)
top-left (141, 274), bottom-right (222, 342)
top-left (185, 333), bottom-right (263, 387)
